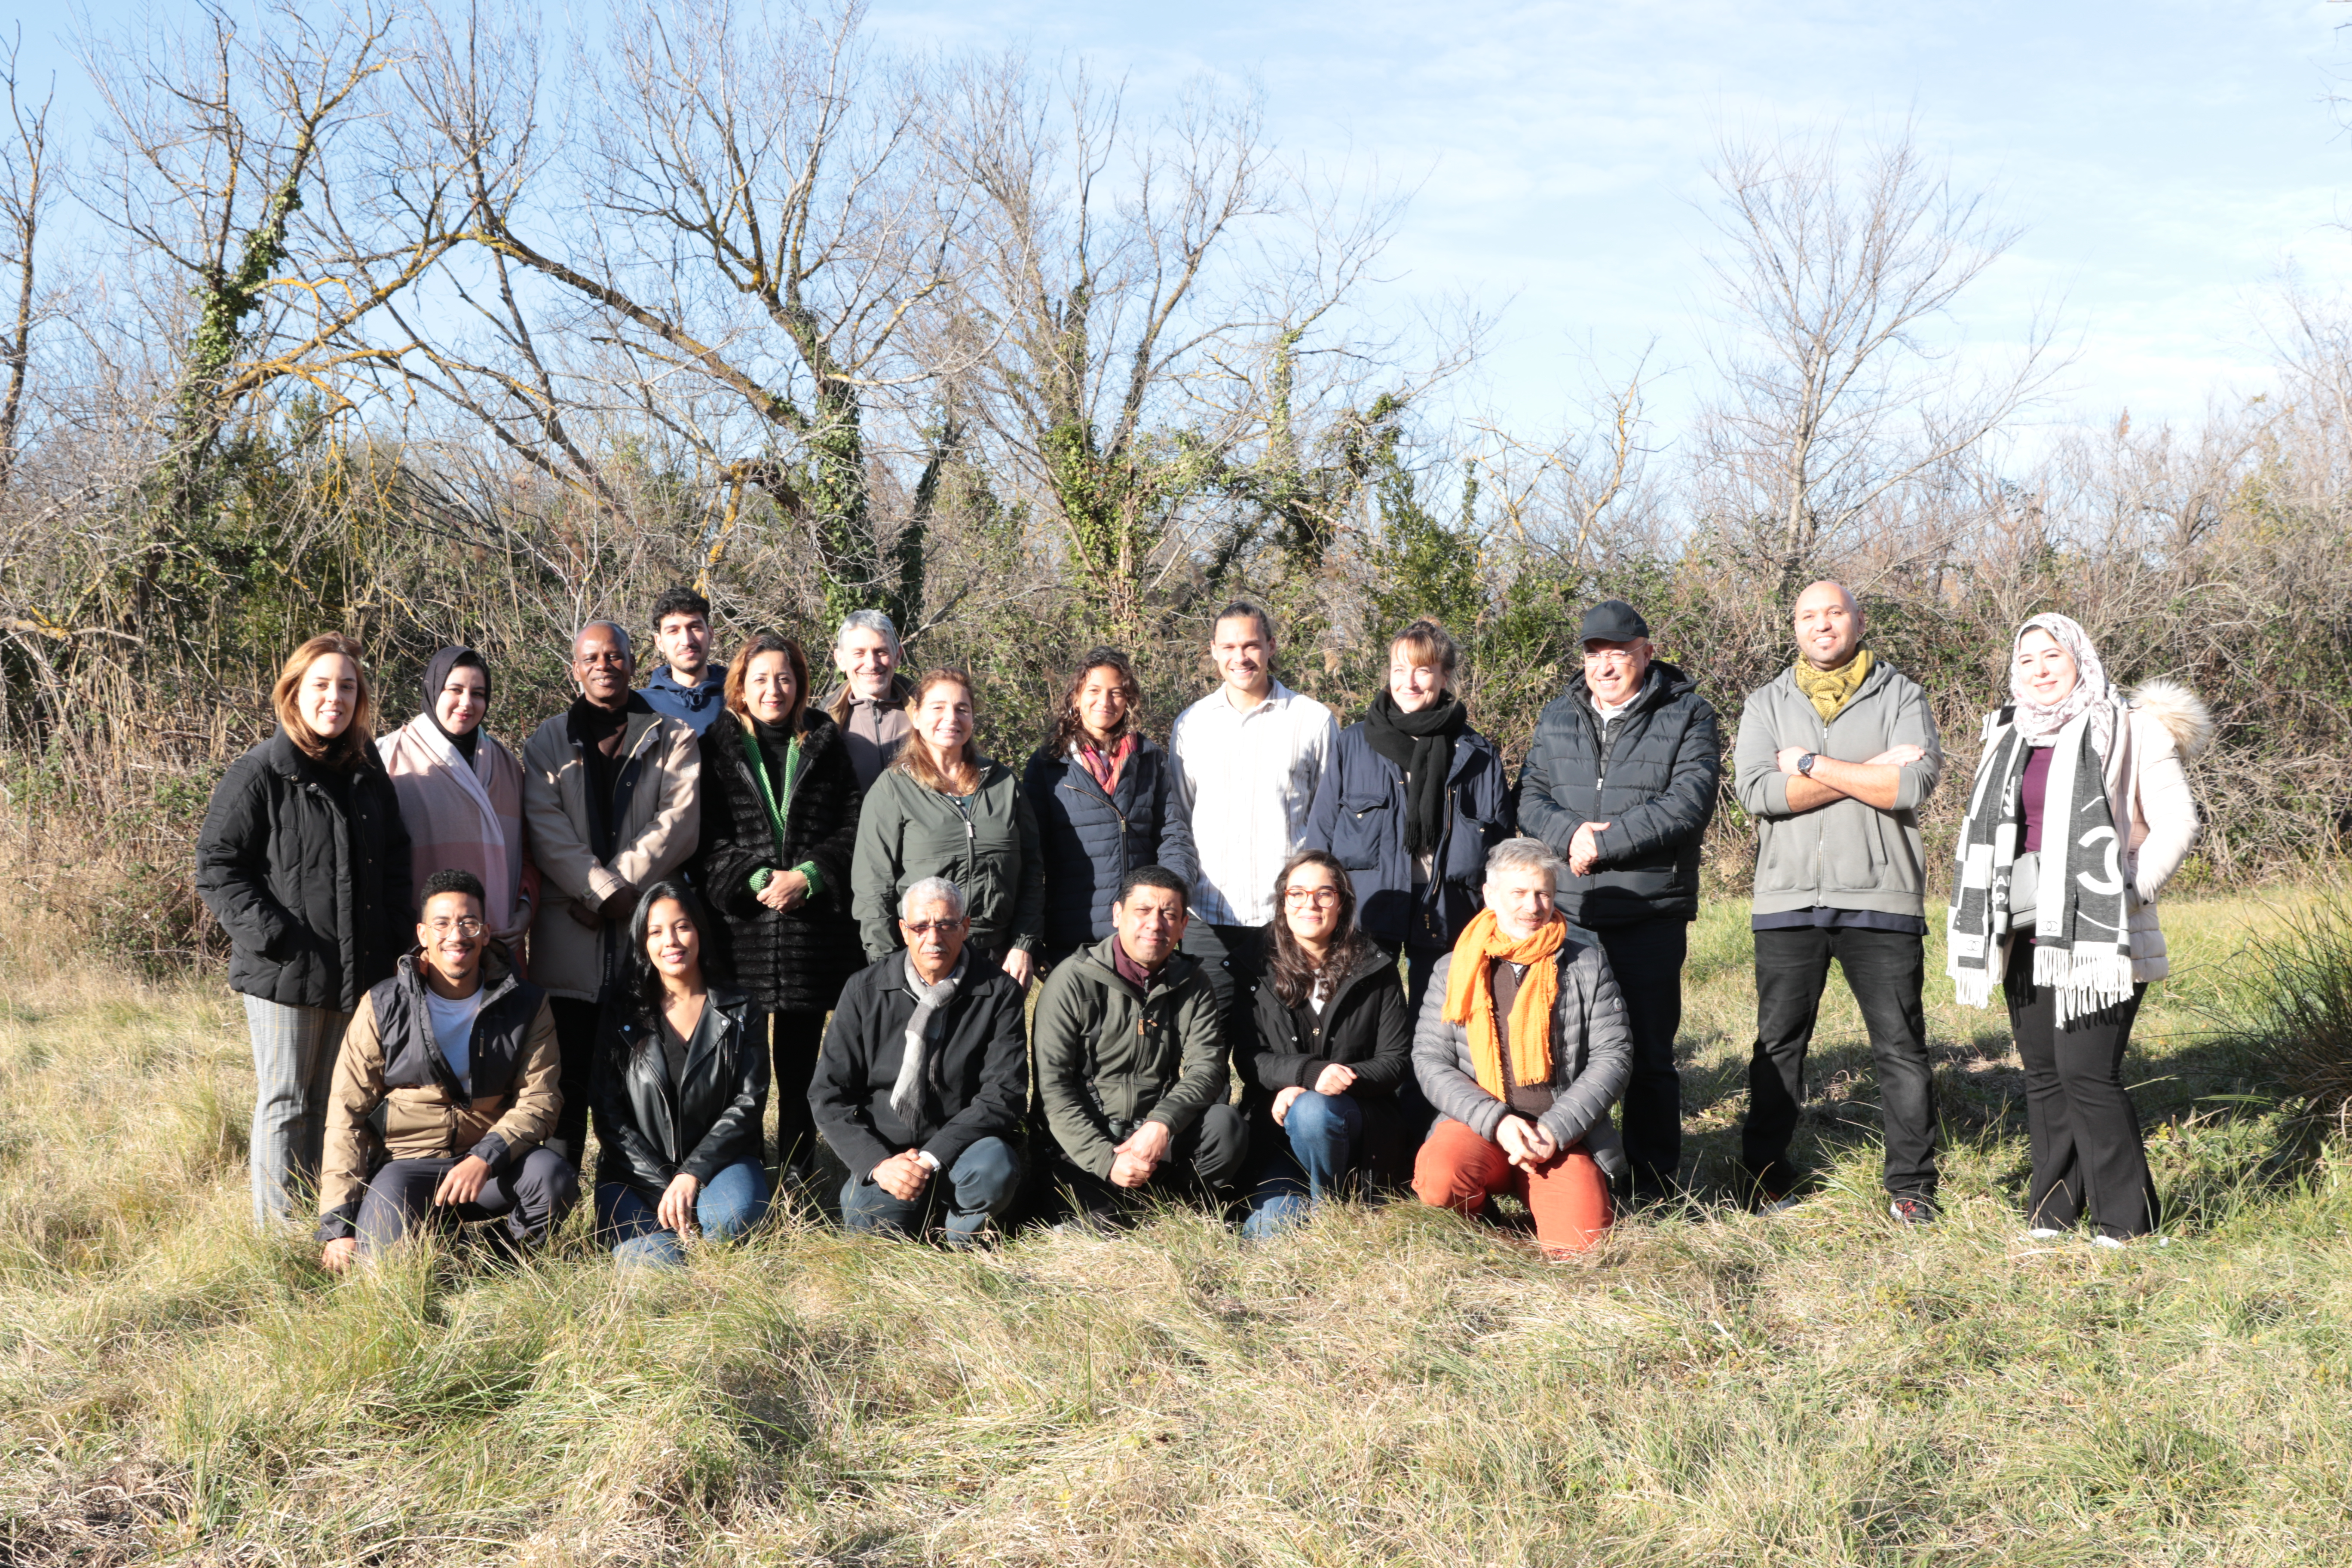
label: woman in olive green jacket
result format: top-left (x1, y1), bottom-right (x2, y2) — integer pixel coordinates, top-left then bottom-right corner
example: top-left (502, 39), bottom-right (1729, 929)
top-left (850, 668), bottom-right (1047, 985)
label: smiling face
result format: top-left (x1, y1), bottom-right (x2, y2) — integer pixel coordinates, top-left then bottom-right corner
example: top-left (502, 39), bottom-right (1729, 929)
top-left (744, 649), bottom-right (797, 727)
top-left (836, 626), bottom-right (897, 701)
top-left (2014, 628), bottom-right (2080, 707)
top-left (900, 894), bottom-right (969, 982)
top-left (1114, 882), bottom-right (1189, 968)
top-left (1281, 860), bottom-right (1344, 948)
top-left (415, 888), bottom-right (486, 991)
top-left (915, 680), bottom-right (975, 761)
top-left (1075, 665), bottom-right (1130, 743)
top-left (643, 897), bottom-right (702, 986)
top-left (1792, 582), bottom-right (1862, 671)
top-left (434, 664), bottom-right (488, 737)
top-left (1486, 861), bottom-right (1559, 941)
top-left (298, 653), bottom-right (361, 740)
top-left (1388, 642), bottom-right (1449, 714)
top-left (1212, 613), bottom-right (1273, 701)
top-left (572, 624), bottom-right (634, 709)
top-left (1582, 637), bottom-right (1651, 707)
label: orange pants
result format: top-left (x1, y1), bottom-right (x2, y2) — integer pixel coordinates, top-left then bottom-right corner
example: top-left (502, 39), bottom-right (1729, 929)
top-left (1413, 1116), bottom-right (1612, 1256)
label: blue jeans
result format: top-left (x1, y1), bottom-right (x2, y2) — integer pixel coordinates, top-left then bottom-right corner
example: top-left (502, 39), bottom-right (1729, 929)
top-left (1242, 1090), bottom-right (1366, 1240)
top-left (839, 1136), bottom-right (1022, 1243)
top-left (595, 1159), bottom-right (771, 1268)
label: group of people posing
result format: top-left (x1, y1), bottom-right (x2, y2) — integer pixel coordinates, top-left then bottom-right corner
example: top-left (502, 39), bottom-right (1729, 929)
top-left (193, 577), bottom-right (2212, 1270)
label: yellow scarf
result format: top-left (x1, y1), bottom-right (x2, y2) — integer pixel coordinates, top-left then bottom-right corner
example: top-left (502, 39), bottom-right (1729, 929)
top-left (1442, 908), bottom-right (1568, 1101)
top-left (1793, 648), bottom-right (1874, 723)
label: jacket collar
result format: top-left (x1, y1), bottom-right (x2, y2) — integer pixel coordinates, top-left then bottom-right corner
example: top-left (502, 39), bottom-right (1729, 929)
top-left (1077, 932), bottom-right (1199, 1000)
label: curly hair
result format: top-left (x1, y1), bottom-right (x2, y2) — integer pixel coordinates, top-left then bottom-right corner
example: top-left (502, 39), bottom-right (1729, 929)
top-left (1044, 647), bottom-right (1142, 758)
top-left (1265, 849), bottom-right (1367, 1010)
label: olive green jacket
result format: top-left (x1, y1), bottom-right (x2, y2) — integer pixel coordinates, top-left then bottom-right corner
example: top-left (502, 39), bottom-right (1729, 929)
top-left (850, 760), bottom-right (1045, 959)
top-left (1031, 936), bottom-right (1229, 1179)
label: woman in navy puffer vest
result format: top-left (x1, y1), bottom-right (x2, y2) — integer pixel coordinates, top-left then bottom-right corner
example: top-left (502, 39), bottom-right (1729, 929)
top-left (1021, 649), bottom-right (1200, 967)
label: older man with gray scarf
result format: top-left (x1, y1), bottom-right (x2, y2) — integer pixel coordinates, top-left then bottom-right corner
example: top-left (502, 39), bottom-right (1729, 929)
top-left (807, 876), bottom-right (1029, 1241)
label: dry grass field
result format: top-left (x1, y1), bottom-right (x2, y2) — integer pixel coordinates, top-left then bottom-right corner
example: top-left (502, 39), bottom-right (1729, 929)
top-left (1, 895), bottom-right (2346, 1565)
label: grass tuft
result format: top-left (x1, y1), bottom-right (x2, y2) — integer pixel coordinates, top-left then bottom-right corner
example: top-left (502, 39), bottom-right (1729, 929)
top-left (1, 896), bottom-right (2349, 1563)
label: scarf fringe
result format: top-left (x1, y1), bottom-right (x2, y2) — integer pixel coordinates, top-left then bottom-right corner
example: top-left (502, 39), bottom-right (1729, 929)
top-left (2033, 941), bottom-right (2135, 1025)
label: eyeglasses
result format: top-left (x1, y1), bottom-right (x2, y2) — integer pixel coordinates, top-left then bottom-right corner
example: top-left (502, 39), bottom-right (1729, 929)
top-left (902, 919), bottom-right (966, 936)
top-left (1283, 887), bottom-right (1341, 906)
top-left (426, 917), bottom-right (486, 938)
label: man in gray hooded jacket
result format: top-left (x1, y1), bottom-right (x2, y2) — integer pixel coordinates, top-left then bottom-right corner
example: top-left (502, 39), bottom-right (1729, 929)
top-left (1732, 580), bottom-right (1944, 1221)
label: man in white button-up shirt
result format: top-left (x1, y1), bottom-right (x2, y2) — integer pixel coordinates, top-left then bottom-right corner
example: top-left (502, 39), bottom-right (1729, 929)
top-left (1170, 603), bottom-right (1339, 1016)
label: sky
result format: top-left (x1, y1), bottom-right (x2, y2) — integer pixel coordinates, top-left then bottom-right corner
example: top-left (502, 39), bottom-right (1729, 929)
top-left (862, 0), bottom-right (2352, 443)
top-left (20, 0), bottom-right (2352, 448)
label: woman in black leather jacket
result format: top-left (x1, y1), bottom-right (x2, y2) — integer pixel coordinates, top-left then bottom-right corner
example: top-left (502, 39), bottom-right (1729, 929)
top-left (591, 881), bottom-right (770, 1265)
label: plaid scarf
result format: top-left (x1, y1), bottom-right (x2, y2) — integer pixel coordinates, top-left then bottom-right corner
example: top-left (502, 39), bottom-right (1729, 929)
top-left (1948, 702), bottom-right (2135, 1025)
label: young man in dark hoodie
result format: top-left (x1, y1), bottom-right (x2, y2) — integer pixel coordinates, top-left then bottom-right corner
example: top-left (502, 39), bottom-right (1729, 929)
top-left (522, 620), bottom-right (701, 1167)
top-left (640, 586), bottom-right (729, 737)
top-left (1513, 599), bottom-right (1722, 1207)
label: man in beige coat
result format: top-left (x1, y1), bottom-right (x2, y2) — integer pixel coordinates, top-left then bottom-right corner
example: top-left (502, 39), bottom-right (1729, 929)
top-left (523, 620), bottom-right (701, 1167)
top-left (319, 870), bottom-right (573, 1268)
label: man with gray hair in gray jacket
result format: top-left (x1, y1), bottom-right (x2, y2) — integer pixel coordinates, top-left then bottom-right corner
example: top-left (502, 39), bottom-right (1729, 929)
top-left (1733, 580), bottom-right (1945, 1222)
top-left (1411, 836), bottom-right (1632, 1256)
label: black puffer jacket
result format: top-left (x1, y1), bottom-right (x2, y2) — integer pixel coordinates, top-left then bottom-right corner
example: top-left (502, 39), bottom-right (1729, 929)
top-left (1513, 662), bottom-right (1722, 926)
top-left (696, 711), bottom-right (864, 1014)
top-left (594, 984), bottom-right (768, 1196)
top-left (196, 729), bottom-right (414, 1011)
top-left (1022, 737), bottom-right (1199, 955)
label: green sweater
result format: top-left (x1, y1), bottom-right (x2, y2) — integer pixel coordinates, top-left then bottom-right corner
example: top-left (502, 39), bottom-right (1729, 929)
top-left (849, 761), bottom-right (1046, 960)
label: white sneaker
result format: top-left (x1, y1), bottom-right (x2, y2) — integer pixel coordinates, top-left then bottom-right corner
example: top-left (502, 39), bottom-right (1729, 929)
top-left (2089, 1234), bottom-right (2127, 1250)
top-left (2025, 1228), bottom-right (2064, 1241)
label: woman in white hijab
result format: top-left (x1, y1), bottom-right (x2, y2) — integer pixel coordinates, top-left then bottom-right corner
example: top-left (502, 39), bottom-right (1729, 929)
top-left (378, 646), bottom-right (538, 953)
top-left (1946, 613), bottom-right (2210, 1245)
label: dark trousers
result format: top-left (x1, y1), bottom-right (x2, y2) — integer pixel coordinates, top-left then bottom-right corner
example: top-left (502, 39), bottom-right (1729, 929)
top-left (1742, 925), bottom-right (1938, 1199)
top-left (546, 996), bottom-right (603, 1169)
top-left (840, 1136), bottom-right (1024, 1242)
top-left (1184, 922), bottom-right (1262, 1045)
top-left (354, 1151), bottom-right (580, 1260)
top-left (1591, 918), bottom-right (1690, 1195)
top-left (1048, 1102), bottom-right (1251, 1220)
top-left (764, 1007), bottom-right (829, 1174)
top-left (2007, 937), bottom-right (2157, 1238)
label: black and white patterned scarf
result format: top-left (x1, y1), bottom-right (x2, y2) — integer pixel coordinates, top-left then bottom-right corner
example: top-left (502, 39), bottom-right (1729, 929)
top-left (1948, 702), bottom-right (2135, 1025)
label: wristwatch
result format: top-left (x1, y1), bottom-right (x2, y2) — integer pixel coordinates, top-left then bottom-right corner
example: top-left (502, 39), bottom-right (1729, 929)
top-left (1797, 752), bottom-right (1818, 776)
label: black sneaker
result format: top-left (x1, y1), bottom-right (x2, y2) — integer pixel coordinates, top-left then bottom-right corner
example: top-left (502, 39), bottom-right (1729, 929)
top-left (1888, 1196), bottom-right (1939, 1225)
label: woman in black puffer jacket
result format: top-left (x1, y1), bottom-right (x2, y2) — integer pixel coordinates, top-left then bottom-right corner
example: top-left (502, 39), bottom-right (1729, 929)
top-left (1021, 648), bottom-right (1198, 969)
top-left (695, 631), bottom-right (862, 1176)
top-left (196, 633), bottom-right (413, 1229)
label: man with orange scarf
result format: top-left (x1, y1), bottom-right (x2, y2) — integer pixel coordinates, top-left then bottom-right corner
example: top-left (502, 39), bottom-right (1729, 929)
top-left (1410, 837), bottom-right (1632, 1255)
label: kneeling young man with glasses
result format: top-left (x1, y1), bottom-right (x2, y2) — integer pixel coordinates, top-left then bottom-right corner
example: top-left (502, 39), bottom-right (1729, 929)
top-left (318, 869), bottom-right (576, 1270)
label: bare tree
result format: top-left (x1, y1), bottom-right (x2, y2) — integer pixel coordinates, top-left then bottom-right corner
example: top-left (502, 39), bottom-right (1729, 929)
top-left (407, 0), bottom-right (962, 629)
top-left (936, 61), bottom-right (1415, 639)
top-left (1694, 122), bottom-right (2063, 593)
top-left (0, 28), bottom-right (54, 496)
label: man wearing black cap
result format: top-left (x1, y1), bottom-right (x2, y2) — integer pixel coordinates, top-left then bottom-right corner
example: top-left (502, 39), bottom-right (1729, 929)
top-left (1513, 599), bottom-right (1721, 1207)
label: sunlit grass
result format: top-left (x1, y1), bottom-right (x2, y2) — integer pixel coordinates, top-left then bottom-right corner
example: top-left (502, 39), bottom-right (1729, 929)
top-left (0, 894), bottom-right (2346, 1563)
